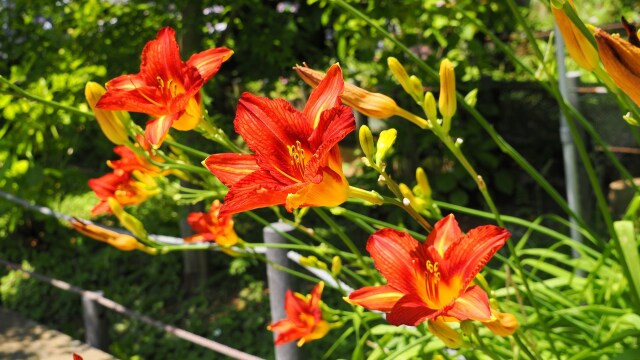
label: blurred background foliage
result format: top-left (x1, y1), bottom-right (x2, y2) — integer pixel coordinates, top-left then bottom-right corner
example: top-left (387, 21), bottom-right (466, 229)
top-left (1, 0), bottom-right (640, 358)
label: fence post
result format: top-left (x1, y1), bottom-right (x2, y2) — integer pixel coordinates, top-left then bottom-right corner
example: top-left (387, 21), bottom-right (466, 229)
top-left (264, 222), bottom-right (300, 360)
top-left (82, 291), bottom-right (110, 351)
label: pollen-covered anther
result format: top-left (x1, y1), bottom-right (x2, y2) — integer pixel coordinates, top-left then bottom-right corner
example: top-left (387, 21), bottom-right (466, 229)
top-left (426, 260), bottom-right (441, 283)
top-left (288, 140), bottom-right (306, 174)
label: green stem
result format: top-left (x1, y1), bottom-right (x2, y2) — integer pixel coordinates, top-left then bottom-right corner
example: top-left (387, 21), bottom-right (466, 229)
top-left (312, 208), bottom-right (376, 281)
top-left (163, 138), bottom-right (210, 159)
top-left (394, 107), bottom-right (430, 128)
top-left (0, 75), bottom-right (93, 118)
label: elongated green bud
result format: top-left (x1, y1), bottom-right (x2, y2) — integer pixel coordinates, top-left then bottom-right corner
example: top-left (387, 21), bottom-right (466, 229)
top-left (359, 125), bottom-right (374, 159)
top-left (423, 91), bottom-right (437, 123)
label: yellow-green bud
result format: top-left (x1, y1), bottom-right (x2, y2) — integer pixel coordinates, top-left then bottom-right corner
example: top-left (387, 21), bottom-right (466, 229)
top-left (299, 255), bottom-right (328, 270)
top-left (415, 167), bottom-right (432, 198)
top-left (387, 57), bottom-right (413, 96)
top-left (408, 75), bottom-right (424, 103)
top-left (375, 128), bottom-right (397, 166)
top-left (438, 59), bottom-right (457, 130)
top-left (85, 82), bottom-right (130, 145)
top-left (331, 256), bottom-right (342, 277)
top-left (623, 112), bottom-right (640, 126)
top-left (108, 197), bottom-right (148, 240)
top-left (423, 91), bottom-right (437, 123)
top-left (464, 88), bottom-right (478, 108)
top-left (428, 320), bottom-right (464, 349)
top-left (359, 125), bottom-right (374, 159)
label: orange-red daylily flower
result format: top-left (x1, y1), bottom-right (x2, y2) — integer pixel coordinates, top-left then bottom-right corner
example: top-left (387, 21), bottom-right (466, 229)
top-left (595, 17), bottom-right (640, 106)
top-left (268, 282), bottom-right (330, 347)
top-left (185, 200), bottom-right (238, 246)
top-left (97, 27), bottom-right (233, 146)
top-left (88, 171), bottom-right (150, 215)
top-left (107, 136), bottom-right (163, 176)
top-left (204, 64), bottom-right (355, 217)
top-left (346, 214), bottom-right (510, 326)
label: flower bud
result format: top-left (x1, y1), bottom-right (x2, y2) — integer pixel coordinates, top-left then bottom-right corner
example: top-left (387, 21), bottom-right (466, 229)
top-left (108, 197), bottom-right (148, 240)
top-left (299, 255), bottom-right (328, 270)
top-left (595, 19), bottom-right (640, 106)
top-left (423, 91), bottom-right (438, 123)
top-left (359, 125), bottom-right (374, 159)
top-left (551, 0), bottom-right (599, 71)
top-left (331, 256), bottom-right (342, 277)
top-left (69, 218), bottom-right (140, 251)
top-left (375, 128), bottom-right (397, 166)
top-left (415, 167), bottom-right (432, 198)
top-left (387, 57), bottom-right (413, 97)
top-left (482, 311), bottom-right (519, 337)
top-left (428, 320), bottom-right (464, 349)
top-left (438, 59), bottom-right (457, 125)
top-left (294, 65), bottom-right (399, 119)
top-left (464, 88), bottom-right (478, 108)
top-left (85, 82), bottom-right (130, 145)
top-left (399, 183), bottom-right (425, 212)
top-left (623, 112), bottom-right (640, 126)
top-left (408, 75), bottom-right (424, 103)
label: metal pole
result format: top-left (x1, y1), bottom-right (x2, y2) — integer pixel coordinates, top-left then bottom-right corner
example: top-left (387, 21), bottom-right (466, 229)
top-left (554, 23), bottom-right (583, 260)
top-left (264, 222), bottom-right (300, 360)
top-left (82, 290), bottom-right (110, 351)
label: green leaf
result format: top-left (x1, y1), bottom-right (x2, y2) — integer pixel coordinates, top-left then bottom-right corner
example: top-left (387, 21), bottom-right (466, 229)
top-left (614, 221), bottom-right (640, 308)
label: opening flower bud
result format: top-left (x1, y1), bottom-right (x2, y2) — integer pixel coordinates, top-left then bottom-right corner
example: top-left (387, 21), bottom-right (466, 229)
top-left (375, 128), bottom-right (397, 166)
top-left (595, 18), bottom-right (640, 106)
top-left (551, 0), bottom-right (599, 71)
top-left (294, 65), bottom-right (399, 119)
top-left (85, 82), bottom-right (130, 145)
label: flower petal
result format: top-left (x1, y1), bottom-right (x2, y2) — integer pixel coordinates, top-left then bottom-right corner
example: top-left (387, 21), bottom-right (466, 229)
top-left (285, 168), bottom-right (349, 210)
top-left (186, 47), bottom-right (234, 82)
top-left (97, 81), bottom-right (164, 115)
top-left (303, 63), bottom-right (344, 129)
top-left (445, 285), bottom-right (492, 321)
top-left (366, 229), bottom-right (423, 295)
top-left (139, 27), bottom-right (184, 85)
top-left (309, 282), bottom-right (325, 309)
top-left (443, 225), bottom-right (510, 290)
top-left (145, 113), bottom-right (179, 147)
top-left (386, 294), bottom-right (435, 326)
top-left (219, 170), bottom-right (299, 217)
top-left (204, 153), bottom-right (260, 186)
top-left (425, 214), bottom-right (463, 257)
top-left (304, 105), bottom-right (355, 179)
top-left (234, 93), bottom-right (311, 183)
top-left (345, 285), bottom-right (404, 312)
top-left (298, 320), bottom-right (329, 346)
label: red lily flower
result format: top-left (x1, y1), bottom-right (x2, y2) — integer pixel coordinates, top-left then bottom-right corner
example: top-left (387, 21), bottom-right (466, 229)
top-left (108, 136), bottom-right (162, 176)
top-left (88, 172), bottom-right (150, 215)
top-left (346, 214), bottom-right (510, 325)
top-left (268, 282), bottom-right (330, 347)
top-left (185, 200), bottom-right (238, 246)
top-left (97, 27), bottom-right (233, 146)
top-left (204, 64), bottom-right (355, 217)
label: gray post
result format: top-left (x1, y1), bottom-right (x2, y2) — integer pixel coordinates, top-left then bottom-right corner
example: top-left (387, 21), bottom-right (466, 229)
top-left (82, 291), bottom-right (110, 351)
top-left (554, 23), bottom-right (584, 264)
top-left (264, 222), bottom-right (300, 360)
